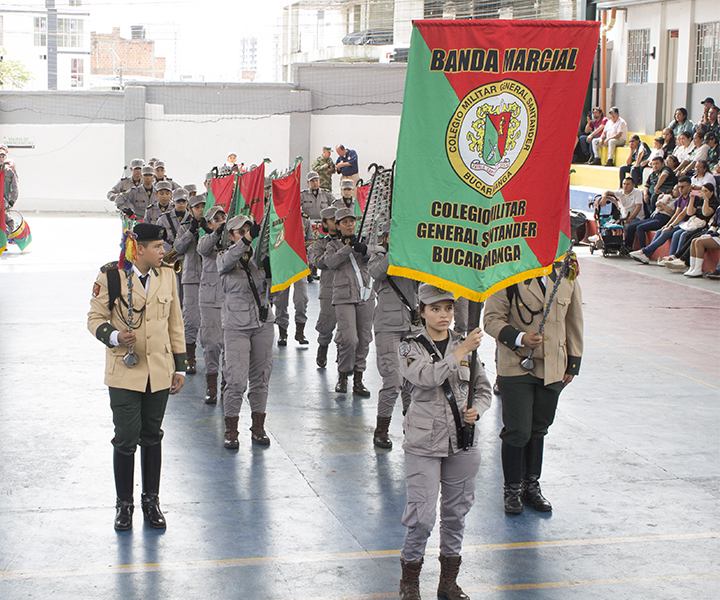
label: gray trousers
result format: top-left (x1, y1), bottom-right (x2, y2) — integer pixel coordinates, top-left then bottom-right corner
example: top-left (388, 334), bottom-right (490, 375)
top-left (454, 297), bottom-right (468, 334)
top-left (375, 330), bottom-right (412, 418)
top-left (176, 273), bottom-right (184, 306)
top-left (334, 300), bottom-right (374, 373)
top-left (401, 448), bottom-right (481, 563)
top-left (223, 324), bottom-right (274, 418)
top-left (182, 283), bottom-right (200, 345)
top-left (273, 279), bottom-right (309, 329)
top-left (315, 296), bottom-right (337, 346)
top-left (200, 305), bottom-right (223, 375)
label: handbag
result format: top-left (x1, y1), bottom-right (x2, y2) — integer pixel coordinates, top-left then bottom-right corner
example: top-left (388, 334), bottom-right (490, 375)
top-left (679, 216), bottom-right (707, 231)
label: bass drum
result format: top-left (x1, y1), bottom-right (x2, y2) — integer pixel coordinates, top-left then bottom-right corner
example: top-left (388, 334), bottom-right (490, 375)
top-left (6, 209), bottom-right (24, 236)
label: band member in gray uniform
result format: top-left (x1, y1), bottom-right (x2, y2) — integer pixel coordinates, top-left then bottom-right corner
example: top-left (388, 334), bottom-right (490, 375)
top-left (273, 214), bottom-right (312, 346)
top-left (197, 205), bottom-right (227, 404)
top-left (173, 195), bottom-right (206, 375)
top-left (145, 181), bottom-right (174, 226)
top-left (397, 285), bottom-right (491, 600)
top-left (153, 161), bottom-right (181, 190)
top-left (312, 207), bottom-right (339, 368)
top-left (107, 159), bottom-right (144, 203)
top-left (116, 166), bottom-right (157, 221)
top-left (323, 207), bottom-right (374, 396)
top-left (334, 178), bottom-right (357, 212)
top-left (368, 221), bottom-right (419, 449)
top-left (217, 215), bottom-right (274, 449)
top-left (301, 170), bottom-right (334, 281)
top-left (157, 188), bottom-right (188, 249)
top-left (483, 262), bottom-right (583, 515)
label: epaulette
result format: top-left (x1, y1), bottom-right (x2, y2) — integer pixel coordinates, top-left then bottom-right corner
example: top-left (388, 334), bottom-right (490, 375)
top-left (302, 212), bottom-right (309, 219)
top-left (159, 263), bottom-right (174, 268)
top-left (100, 261), bottom-right (119, 273)
top-left (401, 334), bottom-right (415, 343)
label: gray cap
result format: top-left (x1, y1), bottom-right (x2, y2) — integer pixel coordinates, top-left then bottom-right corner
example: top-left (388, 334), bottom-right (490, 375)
top-left (205, 205), bottom-right (226, 220)
top-left (189, 195), bottom-right (206, 208)
top-left (205, 172), bottom-right (214, 182)
top-left (154, 161), bottom-right (165, 169)
top-left (141, 166), bottom-right (155, 176)
top-left (154, 180), bottom-right (173, 192)
top-left (184, 184), bottom-right (197, 193)
top-left (148, 157), bottom-right (159, 164)
top-left (172, 188), bottom-right (189, 201)
top-left (227, 214), bottom-right (252, 231)
top-left (340, 179), bottom-right (355, 190)
top-left (320, 207), bottom-right (337, 221)
top-left (418, 284), bottom-right (455, 305)
top-left (130, 158), bottom-right (144, 169)
top-left (335, 207), bottom-right (355, 222)
top-left (307, 171), bottom-right (319, 181)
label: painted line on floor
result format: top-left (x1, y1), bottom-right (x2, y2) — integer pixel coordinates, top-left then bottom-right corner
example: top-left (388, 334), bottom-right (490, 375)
top-left (1, 531), bottom-right (717, 581)
top-left (585, 335), bottom-right (719, 390)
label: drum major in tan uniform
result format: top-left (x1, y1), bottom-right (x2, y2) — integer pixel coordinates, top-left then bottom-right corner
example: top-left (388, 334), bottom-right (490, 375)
top-left (87, 223), bottom-right (186, 531)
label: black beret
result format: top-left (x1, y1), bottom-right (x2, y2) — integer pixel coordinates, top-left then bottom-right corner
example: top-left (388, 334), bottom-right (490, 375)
top-left (134, 223), bottom-right (166, 242)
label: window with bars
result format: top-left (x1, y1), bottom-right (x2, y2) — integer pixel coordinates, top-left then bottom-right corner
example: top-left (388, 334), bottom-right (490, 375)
top-left (34, 17), bottom-right (47, 47)
top-left (71, 58), bottom-right (84, 87)
top-left (627, 29), bottom-right (650, 84)
top-left (695, 22), bottom-right (720, 83)
top-left (58, 18), bottom-right (83, 48)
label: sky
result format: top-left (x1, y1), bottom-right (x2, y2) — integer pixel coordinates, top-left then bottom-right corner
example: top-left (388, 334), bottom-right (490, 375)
top-left (87, 0), bottom-right (288, 81)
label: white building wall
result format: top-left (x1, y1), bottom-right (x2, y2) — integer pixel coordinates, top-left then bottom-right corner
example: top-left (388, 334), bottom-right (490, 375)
top-left (2, 123), bottom-right (124, 212)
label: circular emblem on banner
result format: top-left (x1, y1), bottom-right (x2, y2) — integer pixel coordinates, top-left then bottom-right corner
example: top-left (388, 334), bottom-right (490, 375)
top-left (274, 226), bottom-right (285, 249)
top-left (446, 80), bottom-right (537, 198)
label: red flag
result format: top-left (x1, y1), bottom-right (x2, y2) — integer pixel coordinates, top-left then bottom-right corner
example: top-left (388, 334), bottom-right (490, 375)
top-left (238, 163), bottom-right (266, 223)
top-left (357, 182), bottom-right (370, 215)
top-left (208, 175), bottom-right (236, 213)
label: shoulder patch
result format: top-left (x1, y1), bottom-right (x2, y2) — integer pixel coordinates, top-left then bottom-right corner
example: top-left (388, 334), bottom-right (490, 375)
top-left (399, 342), bottom-right (411, 357)
top-left (100, 261), bottom-right (119, 273)
top-left (406, 356), bottom-right (416, 368)
top-left (460, 360), bottom-right (469, 367)
top-left (92, 282), bottom-right (101, 297)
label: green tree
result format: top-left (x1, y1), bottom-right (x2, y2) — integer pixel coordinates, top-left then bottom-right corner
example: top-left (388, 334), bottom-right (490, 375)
top-left (0, 48), bottom-right (33, 89)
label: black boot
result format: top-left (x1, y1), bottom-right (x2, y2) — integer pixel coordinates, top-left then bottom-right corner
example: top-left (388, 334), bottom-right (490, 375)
top-left (224, 416), bottom-right (239, 449)
top-left (113, 450), bottom-right (134, 530)
top-left (140, 444), bottom-right (166, 529)
top-left (186, 342), bottom-right (197, 375)
top-left (316, 344), bottom-right (328, 368)
top-left (335, 371), bottom-right (349, 393)
top-left (250, 412), bottom-right (271, 446)
top-left (522, 437), bottom-right (552, 511)
top-left (295, 322), bottom-right (309, 345)
top-left (399, 557), bottom-right (423, 600)
top-left (437, 554), bottom-right (469, 600)
top-left (501, 441), bottom-right (524, 514)
top-left (205, 372), bottom-right (218, 404)
top-left (353, 371), bottom-right (371, 397)
top-left (373, 416), bottom-right (392, 449)
top-left (278, 326), bottom-right (288, 347)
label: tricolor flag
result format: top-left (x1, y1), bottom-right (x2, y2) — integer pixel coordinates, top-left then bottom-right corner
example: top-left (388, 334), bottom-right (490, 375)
top-left (388, 20), bottom-right (599, 301)
top-left (268, 164), bottom-right (310, 292)
top-left (236, 163), bottom-right (266, 223)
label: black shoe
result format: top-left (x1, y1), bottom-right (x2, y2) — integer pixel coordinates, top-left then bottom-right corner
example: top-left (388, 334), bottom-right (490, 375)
top-left (503, 483), bottom-right (523, 514)
top-left (141, 493), bottom-right (166, 529)
top-left (522, 476), bottom-right (552, 512)
top-left (353, 371), bottom-right (371, 397)
top-left (373, 416), bottom-right (392, 449)
top-left (604, 159), bottom-right (614, 167)
top-left (707, 267), bottom-right (720, 279)
top-left (335, 372), bottom-right (349, 393)
top-left (316, 344), bottom-right (328, 368)
top-left (590, 158), bottom-right (602, 166)
top-left (186, 342), bottom-right (197, 375)
top-left (278, 326), bottom-right (288, 347)
top-left (114, 499), bottom-right (134, 530)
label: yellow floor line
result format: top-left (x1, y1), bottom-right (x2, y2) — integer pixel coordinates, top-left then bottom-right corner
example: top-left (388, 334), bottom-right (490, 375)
top-left (585, 335), bottom-right (720, 390)
top-left (1, 531), bottom-right (717, 580)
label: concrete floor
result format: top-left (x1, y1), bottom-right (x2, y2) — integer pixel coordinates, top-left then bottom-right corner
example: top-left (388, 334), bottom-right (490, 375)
top-left (1, 214), bottom-right (718, 600)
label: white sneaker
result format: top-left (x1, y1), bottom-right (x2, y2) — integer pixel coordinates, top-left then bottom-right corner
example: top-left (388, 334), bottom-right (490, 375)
top-left (665, 259), bottom-right (687, 270)
top-left (630, 250), bottom-right (649, 264)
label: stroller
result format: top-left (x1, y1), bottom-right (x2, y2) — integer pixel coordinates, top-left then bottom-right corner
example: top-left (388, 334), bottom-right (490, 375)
top-left (588, 194), bottom-right (625, 257)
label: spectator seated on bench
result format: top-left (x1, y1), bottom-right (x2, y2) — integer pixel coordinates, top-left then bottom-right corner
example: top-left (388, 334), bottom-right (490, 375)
top-left (642, 155), bottom-right (678, 218)
top-left (672, 132), bottom-right (693, 171)
top-left (619, 135), bottom-right (651, 187)
top-left (630, 177), bottom-right (694, 264)
top-left (667, 107), bottom-right (694, 138)
top-left (624, 189), bottom-right (677, 253)
top-left (677, 131), bottom-right (711, 177)
top-left (683, 191), bottom-right (720, 277)
top-left (590, 106), bottom-right (628, 167)
top-left (575, 107), bottom-right (607, 164)
top-left (691, 161), bottom-right (715, 196)
top-left (661, 128), bottom-right (677, 159)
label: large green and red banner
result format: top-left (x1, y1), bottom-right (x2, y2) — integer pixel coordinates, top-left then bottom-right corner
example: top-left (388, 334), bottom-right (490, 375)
top-left (268, 164), bottom-right (310, 292)
top-left (388, 19), bottom-right (599, 301)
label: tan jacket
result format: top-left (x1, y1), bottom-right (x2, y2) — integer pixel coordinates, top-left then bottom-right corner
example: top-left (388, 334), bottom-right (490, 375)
top-left (87, 263), bottom-right (187, 393)
top-left (483, 273), bottom-right (583, 385)
top-left (399, 329), bottom-right (492, 457)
